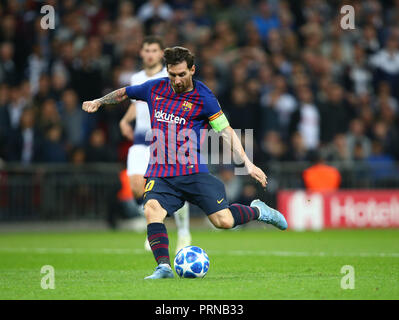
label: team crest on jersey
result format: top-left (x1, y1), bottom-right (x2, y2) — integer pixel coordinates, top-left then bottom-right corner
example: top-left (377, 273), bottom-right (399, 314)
top-left (182, 100), bottom-right (193, 111)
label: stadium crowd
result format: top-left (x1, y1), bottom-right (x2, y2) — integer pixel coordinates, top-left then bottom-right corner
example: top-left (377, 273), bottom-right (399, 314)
top-left (0, 0), bottom-right (398, 171)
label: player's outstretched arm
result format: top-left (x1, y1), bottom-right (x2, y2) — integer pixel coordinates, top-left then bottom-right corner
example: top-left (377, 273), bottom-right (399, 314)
top-left (220, 126), bottom-right (268, 188)
top-left (82, 87), bottom-right (129, 113)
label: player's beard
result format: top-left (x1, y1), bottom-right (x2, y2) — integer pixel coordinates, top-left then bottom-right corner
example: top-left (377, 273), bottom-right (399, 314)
top-left (172, 78), bottom-right (193, 94)
top-left (173, 83), bottom-right (185, 93)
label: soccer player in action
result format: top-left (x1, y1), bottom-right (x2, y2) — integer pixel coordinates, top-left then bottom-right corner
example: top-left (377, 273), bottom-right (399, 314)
top-left (119, 36), bottom-right (191, 253)
top-left (82, 46), bottom-right (287, 279)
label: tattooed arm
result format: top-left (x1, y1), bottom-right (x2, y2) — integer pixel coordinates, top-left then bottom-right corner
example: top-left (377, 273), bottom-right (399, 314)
top-left (82, 88), bottom-right (129, 113)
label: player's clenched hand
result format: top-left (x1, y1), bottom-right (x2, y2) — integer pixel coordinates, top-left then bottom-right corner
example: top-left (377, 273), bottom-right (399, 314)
top-left (246, 162), bottom-right (268, 188)
top-left (82, 100), bottom-right (101, 113)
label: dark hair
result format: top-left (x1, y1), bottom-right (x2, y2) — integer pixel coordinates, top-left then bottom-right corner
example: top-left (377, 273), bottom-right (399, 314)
top-left (142, 36), bottom-right (164, 50)
top-left (308, 150), bottom-right (323, 164)
top-left (163, 46), bottom-right (195, 69)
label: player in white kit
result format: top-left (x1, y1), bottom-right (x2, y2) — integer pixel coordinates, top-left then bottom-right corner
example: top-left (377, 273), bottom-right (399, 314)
top-left (119, 36), bottom-right (191, 253)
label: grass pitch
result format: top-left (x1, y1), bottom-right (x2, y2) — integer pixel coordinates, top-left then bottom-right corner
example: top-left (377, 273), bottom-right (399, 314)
top-left (0, 229), bottom-right (398, 300)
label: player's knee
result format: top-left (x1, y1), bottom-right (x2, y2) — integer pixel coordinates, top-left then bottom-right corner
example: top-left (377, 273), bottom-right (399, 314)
top-left (144, 200), bottom-right (166, 223)
top-left (144, 200), bottom-right (157, 217)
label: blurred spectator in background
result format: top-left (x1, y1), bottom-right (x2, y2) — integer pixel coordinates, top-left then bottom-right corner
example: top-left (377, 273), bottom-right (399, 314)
top-left (319, 83), bottom-right (351, 144)
top-left (61, 89), bottom-right (85, 149)
top-left (375, 81), bottom-right (398, 115)
top-left (371, 120), bottom-right (399, 160)
top-left (85, 128), bottom-right (115, 162)
top-left (187, 0), bottom-right (212, 28)
top-left (258, 65), bottom-right (274, 96)
top-left (27, 44), bottom-right (49, 95)
top-left (0, 84), bottom-right (11, 159)
top-left (70, 46), bottom-right (104, 101)
top-left (252, 0), bottom-right (280, 41)
top-left (7, 85), bottom-right (28, 130)
top-left (32, 75), bottom-right (52, 109)
top-left (138, 0), bottom-right (173, 33)
top-left (37, 98), bottom-right (61, 135)
top-left (226, 86), bottom-right (258, 130)
top-left (7, 107), bottom-right (42, 164)
top-left (303, 151), bottom-right (341, 192)
top-left (286, 131), bottom-right (310, 162)
top-left (321, 133), bottom-right (352, 165)
top-left (42, 124), bottom-right (67, 163)
top-left (217, 165), bottom-right (243, 204)
top-left (261, 74), bottom-right (297, 139)
top-left (359, 24), bottom-right (380, 56)
top-left (352, 141), bottom-right (368, 170)
top-left (366, 139), bottom-right (398, 184)
top-left (222, 0), bottom-right (255, 38)
top-left (289, 86), bottom-right (319, 150)
top-left (258, 130), bottom-right (287, 162)
top-left (0, 42), bottom-right (17, 85)
top-left (118, 55), bottom-right (137, 86)
top-left (346, 118), bottom-right (371, 160)
top-left (116, 1), bottom-right (141, 40)
top-left (70, 147), bottom-right (86, 166)
top-left (343, 43), bottom-right (373, 95)
top-left (369, 34), bottom-right (399, 100)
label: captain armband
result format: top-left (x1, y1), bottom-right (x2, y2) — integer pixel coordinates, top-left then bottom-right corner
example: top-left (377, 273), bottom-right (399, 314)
top-left (209, 111), bottom-right (230, 132)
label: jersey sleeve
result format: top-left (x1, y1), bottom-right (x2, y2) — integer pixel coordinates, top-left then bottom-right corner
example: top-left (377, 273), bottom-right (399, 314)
top-left (125, 81), bottom-right (151, 102)
top-left (203, 93), bottom-right (230, 132)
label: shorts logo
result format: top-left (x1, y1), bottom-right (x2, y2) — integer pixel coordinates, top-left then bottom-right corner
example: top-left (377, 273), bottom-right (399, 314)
top-left (182, 101), bottom-right (193, 111)
top-left (217, 198), bottom-right (224, 204)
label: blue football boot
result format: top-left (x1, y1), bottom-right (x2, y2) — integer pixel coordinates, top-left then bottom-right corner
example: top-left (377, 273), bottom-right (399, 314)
top-left (251, 199), bottom-right (288, 230)
top-left (144, 264), bottom-right (174, 280)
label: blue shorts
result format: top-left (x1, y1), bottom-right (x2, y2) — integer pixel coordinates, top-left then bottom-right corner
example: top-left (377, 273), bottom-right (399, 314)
top-left (143, 173), bottom-right (229, 216)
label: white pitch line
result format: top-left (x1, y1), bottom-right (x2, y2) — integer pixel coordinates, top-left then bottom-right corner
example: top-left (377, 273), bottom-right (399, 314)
top-left (0, 247), bottom-right (141, 254)
top-left (0, 247), bottom-right (398, 258)
top-left (209, 250), bottom-right (399, 258)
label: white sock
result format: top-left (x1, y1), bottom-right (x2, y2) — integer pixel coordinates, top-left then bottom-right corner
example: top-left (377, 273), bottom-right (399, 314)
top-left (174, 202), bottom-right (190, 238)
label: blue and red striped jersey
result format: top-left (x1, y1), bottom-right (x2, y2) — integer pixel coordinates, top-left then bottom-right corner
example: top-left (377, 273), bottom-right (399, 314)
top-left (125, 77), bottom-right (225, 177)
